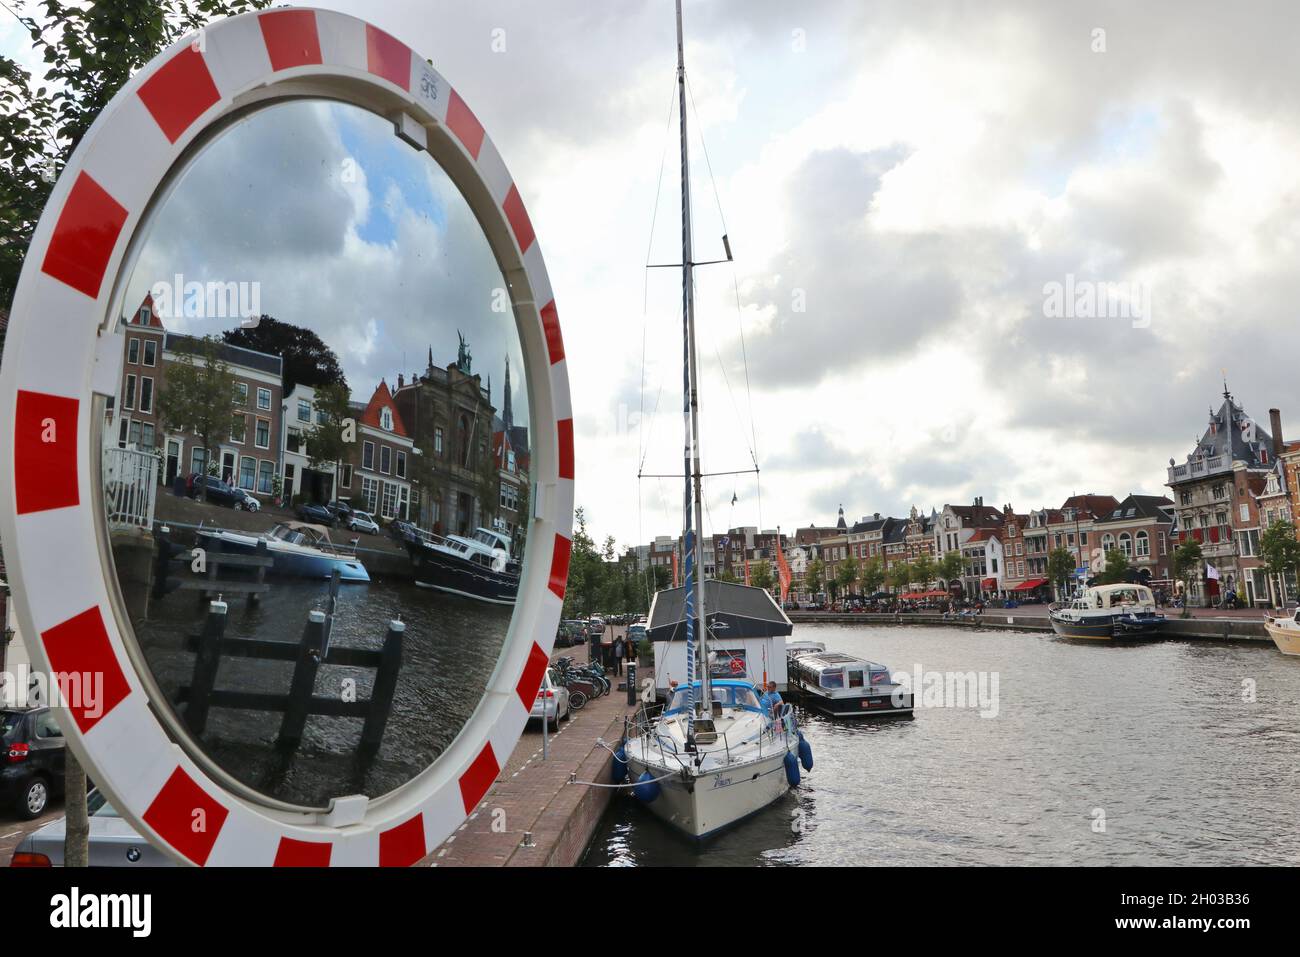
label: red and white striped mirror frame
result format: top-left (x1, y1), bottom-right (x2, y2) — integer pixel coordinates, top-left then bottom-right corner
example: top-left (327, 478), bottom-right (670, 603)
top-left (0, 6), bottom-right (573, 866)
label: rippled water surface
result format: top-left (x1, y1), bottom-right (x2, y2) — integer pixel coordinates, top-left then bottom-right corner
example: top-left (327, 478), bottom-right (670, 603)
top-left (584, 625), bottom-right (1300, 866)
top-left (136, 578), bottom-right (509, 807)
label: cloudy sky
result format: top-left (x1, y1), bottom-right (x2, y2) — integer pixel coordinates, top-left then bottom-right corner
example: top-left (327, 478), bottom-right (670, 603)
top-left (8, 0), bottom-right (1300, 549)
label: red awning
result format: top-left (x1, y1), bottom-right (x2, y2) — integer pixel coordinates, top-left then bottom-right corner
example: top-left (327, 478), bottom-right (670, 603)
top-left (980, 577), bottom-right (998, 589)
top-left (1014, 578), bottom-right (1048, 591)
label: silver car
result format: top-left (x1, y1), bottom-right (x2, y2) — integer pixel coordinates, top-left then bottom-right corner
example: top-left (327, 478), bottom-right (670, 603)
top-left (529, 668), bottom-right (570, 729)
top-left (10, 790), bottom-right (173, 867)
top-left (234, 488), bottom-right (260, 512)
top-left (348, 510), bottom-right (380, 534)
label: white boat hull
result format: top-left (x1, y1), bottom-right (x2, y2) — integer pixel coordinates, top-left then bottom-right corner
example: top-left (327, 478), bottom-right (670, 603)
top-left (626, 745), bottom-right (795, 839)
top-left (1265, 618), bottom-right (1300, 656)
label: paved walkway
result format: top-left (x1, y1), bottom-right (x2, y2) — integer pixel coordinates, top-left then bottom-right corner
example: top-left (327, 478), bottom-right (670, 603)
top-left (423, 640), bottom-right (647, 868)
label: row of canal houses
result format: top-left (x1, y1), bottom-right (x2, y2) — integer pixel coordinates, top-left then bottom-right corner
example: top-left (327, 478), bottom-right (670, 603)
top-left (636, 385), bottom-right (1298, 609)
top-left (106, 296), bottom-right (530, 543)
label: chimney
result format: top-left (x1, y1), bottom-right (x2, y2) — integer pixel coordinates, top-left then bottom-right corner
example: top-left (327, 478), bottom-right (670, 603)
top-left (397, 373), bottom-right (405, 389)
top-left (1270, 408), bottom-right (1283, 455)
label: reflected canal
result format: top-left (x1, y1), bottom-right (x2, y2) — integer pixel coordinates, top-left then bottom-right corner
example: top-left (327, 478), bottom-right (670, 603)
top-left (584, 624), bottom-right (1300, 866)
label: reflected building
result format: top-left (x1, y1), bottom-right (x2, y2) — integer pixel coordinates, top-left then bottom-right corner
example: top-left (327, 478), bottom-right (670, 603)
top-left (347, 381), bottom-right (415, 521)
top-left (392, 341), bottom-right (499, 537)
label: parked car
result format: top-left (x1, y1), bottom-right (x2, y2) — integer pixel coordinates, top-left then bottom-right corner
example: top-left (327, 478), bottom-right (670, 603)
top-left (529, 669), bottom-right (570, 730)
top-left (587, 617), bottom-right (606, 639)
top-left (233, 488), bottom-right (261, 512)
top-left (1, 707), bottom-right (66, 820)
top-left (327, 501), bottom-right (354, 521)
top-left (9, 789), bottom-right (174, 867)
top-left (347, 510), bottom-right (380, 534)
top-left (296, 502), bottom-right (337, 526)
top-left (185, 473), bottom-right (245, 509)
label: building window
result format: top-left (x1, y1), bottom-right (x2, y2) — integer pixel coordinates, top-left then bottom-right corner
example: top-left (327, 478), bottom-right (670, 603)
top-left (500, 481), bottom-right (518, 510)
top-left (298, 399), bottom-right (311, 422)
top-left (128, 420), bottom-right (141, 446)
top-left (1119, 533), bottom-right (1132, 557)
top-left (381, 481), bottom-right (398, 519)
top-left (127, 339), bottom-right (140, 364)
top-left (1102, 534), bottom-right (1115, 552)
top-left (396, 450), bottom-right (406, 478)
top-left (239, 456), bottom-right (256, 490)
top-left (1136, 531), bottom-right (1150, 557)
top-left (258, 460), bottom-right (273, 494)
top-left (380, 446), bottom-right (391, 474)
top-left (257, 387), bottom-right (271, 410)
top-left (285, 428), bottom-right (301, 453)
top-left (253, 418), bottom-right (269, 448)
top-left (123, 374), bottom-right (136, 410)
top-left (191, 447), bottom-right (208, 475)
top-left (1239, 503), bottom-right (1250, 523)
top-left (143, 340), bottom-right (157, 366)
top-left (381, 407), bottom-right (393, 431)
top-left (139, 377), bottom-right (153, 413)
top-left (231, 414), bottom-right (246, 444)
top-left (362, 477), bottom-right (378, 513)
top-left (434, 427), bottom-right (443, 455)
top-left (341, 464), bottom-right (352, 488)
top-left (362, 440), bottom-right (375, 470)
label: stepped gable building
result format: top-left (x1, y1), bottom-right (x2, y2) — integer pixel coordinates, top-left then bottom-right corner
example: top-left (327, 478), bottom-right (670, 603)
top-left (346, 380), bottom-right (414, 522)
top-left (392, 339), bottom-right (497, 536)
top-left (1166, 386), bottom-right (1276, 606)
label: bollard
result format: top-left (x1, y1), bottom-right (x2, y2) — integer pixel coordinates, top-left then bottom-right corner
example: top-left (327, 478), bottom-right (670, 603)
top-left (626, 661), bottom-right (637, 705)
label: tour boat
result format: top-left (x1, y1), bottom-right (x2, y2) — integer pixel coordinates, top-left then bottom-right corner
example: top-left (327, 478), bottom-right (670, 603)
top-left (618, 0), bottom-right (808, 841)
top-left (1263, 609), bottom-right (1300, 656)
top-left (195, 521), bottom-right (370, 582)
top-left (397, 525), bottom-right (519, 605)
top-left (787, 645), bottom-right (914, 718)
top-left (1048, 583), bottom-right (1166, 640)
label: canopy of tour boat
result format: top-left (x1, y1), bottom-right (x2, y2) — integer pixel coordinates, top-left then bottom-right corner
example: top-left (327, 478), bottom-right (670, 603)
top-left (648, 579), bottom-right (792, 642)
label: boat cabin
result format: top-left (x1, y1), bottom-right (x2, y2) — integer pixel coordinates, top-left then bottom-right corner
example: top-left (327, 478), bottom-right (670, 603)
top-left (789, 651), bottom-right (895, 696)
top-left (1068, 583), bottom-right (1156, 611)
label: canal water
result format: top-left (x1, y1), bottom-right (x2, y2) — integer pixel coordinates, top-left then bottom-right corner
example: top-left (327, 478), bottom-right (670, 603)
top-left (135, 578), bottom-right (511, 808)
top-left (583, 624), bottom-right (1300, 866)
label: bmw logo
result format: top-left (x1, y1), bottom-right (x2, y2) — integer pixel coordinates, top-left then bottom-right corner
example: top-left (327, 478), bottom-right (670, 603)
top-left (126, 847), bottom-right (141, 863)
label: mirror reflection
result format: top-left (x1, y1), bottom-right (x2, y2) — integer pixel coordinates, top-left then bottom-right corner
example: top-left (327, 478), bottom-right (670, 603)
top-left (101, 98), bottom-right (531, 808)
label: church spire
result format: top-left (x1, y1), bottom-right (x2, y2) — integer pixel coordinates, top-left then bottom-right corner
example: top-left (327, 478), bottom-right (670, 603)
top-left (503, 355), bottom-right (513, 431)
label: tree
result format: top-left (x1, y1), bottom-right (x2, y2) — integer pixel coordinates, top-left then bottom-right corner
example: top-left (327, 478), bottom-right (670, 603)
top-left (1170, 538), bottom-right (1203, 617)
top-left (938, 550), bottom-right (964, 587)
top-left (911, 554), bottom-right (936, 590)
top-left (1047, 547), bottom-right (1076, 598)
top-left (1, 0), bottom-right (272, 314)
top-left (805, 557), bottom-right (824, 598)
top-left (859, 557), bottom-right (885, 596)
top-left (1096, 548), bottom-right (1131, 585)
top-left (750, 559), bottom-right (774, 592)
top-left (835, 556), bottom-right (859, 596)
top-left (158, 336), bottom-right (239, 500)
top-left (888, 560), bottom-right (912, 593)
top-left (304, 381), bottom-right (353, 504)
top-left (224, 317), bottom-right (348, 395)
top-left (562, 507), bottom-right (604, 619)
top-left (1259, 520), bottom-right (1300, 607)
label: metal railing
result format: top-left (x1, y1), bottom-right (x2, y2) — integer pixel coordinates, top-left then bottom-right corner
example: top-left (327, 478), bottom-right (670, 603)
top-left (103, 446), bottom-right (158, 531)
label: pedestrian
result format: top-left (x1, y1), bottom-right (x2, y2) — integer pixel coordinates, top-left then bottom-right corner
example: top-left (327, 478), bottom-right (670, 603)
top-left (613, 634), bottom-right (625, 676)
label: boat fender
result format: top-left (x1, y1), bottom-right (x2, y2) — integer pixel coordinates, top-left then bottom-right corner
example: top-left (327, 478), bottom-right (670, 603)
top-left (797, 732), bottom-right (814, 772)
top-left (612, 746), bottom-right (629, 784)
top-left (784, 750), bottom-right (801, 787)
top-left (633, 770), bottom-right (660, 803)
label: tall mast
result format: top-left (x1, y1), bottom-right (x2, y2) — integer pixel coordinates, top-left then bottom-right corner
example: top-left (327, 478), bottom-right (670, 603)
top-left (676, 0), bottom-right (711, 720)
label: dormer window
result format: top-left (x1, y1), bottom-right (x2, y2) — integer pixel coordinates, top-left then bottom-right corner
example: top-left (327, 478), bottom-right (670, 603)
top-left (381, 407), bottom-right (393, 431)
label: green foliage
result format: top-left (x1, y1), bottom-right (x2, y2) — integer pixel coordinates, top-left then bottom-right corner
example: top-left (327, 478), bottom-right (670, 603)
top-left (1096, 548), bottom-right (1131, 585)
top-left (938, 550), bottom-right (964, 585)
top-left (805, 557), bottom-right (823, 596)
top-left (1047, 547), bottom-right (1075, 591)
top-left (887, 560), bottom-right (912, 591)
top-left (859, 557), bottom-right (885, 595)
top-left (835, 556), bottom-right (858, 594)
top-left (0, 0), bottom-right (273, 312)
top-left (1259, 520), bottom-right (1300, 577)
top-left (911, 554), bottom-right (936, 588)
top-left (305, 381), bottom-right (353, 498)
top-left (157, 336), bottom-right (238, 497)
top-left (224, 316), bottom-right (348, 396)
top-left (750, 559), bottom-right (774, 592)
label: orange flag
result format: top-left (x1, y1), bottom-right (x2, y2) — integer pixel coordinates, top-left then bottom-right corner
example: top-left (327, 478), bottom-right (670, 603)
top-left (775, 531), bottom-right (792, 603)
top-left (671, 549), bottom-right (679, 588)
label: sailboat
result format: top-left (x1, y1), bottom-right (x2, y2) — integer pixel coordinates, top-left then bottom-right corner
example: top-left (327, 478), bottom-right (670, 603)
top-left (621, 0), bottom-right (810, 840)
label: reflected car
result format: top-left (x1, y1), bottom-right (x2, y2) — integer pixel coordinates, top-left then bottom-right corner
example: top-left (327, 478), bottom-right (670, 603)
top-left (1, 708), bottom-right (66, 819)
top-left (9, 790), bottom-right (173, 867)
top-left (347, 511), bottom-right (380, 534)
top-left (185, 473), bottom-right (244, 508)
top-left (296, 502), bottom-right (336, 526)
top-left (233, 488), bottom-right (260, 512)
top-left (529, 669), bottom-right (570, 729)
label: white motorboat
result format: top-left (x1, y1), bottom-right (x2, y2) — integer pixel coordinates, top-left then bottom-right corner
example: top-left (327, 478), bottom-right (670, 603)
top-left (1264, 608), bottom-right (1300, 656)
top-left (1048, 583), bottom-right (1166, 640)
top-left (196, 521), bottom-right (370, 582)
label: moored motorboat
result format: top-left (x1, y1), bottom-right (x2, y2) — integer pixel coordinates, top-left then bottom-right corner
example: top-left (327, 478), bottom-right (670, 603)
top-left (1048, 583), bottom-right (1165, 640)
top-left (1263, 608), bottom-right (1300, 656)
top-left (196, 521), bottom-right (369, 582)
top-left (787, 644), bottom-right (914, 718)
top-left (396, 524), bottom-right (519, 605)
